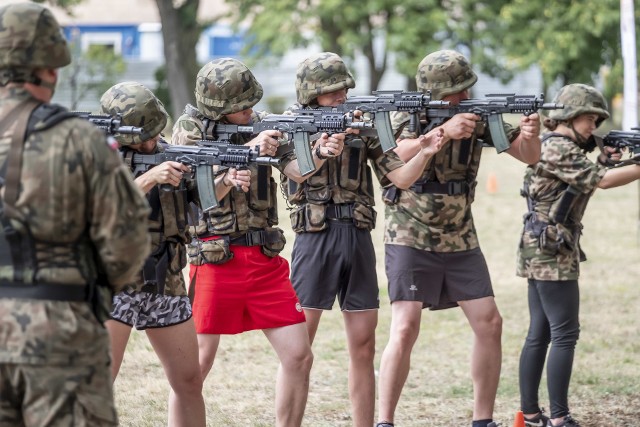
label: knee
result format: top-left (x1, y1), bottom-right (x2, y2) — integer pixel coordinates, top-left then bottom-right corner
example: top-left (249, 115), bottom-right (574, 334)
top-left (170, 369), bottom-right (204, 396)
top-left (390, 321), bottom-right (421, 349)
top-left (551, 324), bottom-right (580, 348)
top-left (477, 311), bottom-right (503, 341)
top-left (282, 347), bottom-right (314, 374)
top-left (349, 337), bottom-right (376, 364)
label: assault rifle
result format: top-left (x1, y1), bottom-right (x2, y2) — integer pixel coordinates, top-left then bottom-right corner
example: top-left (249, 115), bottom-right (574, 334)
top-left (602, 128), bottom-right (640, 155)
top-left (121, 142), bottom-right (280, 212)
top-left (199, 114), bottom-right (374, 176)
top-left (423, 94), bottom-right (564, 153)
top-left (72, 112), bottom-right (144, 136)
top-left (293, 90), bottom-right (450, 153)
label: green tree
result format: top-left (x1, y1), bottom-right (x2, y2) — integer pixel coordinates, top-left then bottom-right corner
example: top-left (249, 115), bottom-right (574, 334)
top-left (59, 43), bottom-right (126, 110)
top-left (495, 0), bottom-right (629, 94)
top-left (154, 0), bottom-right (204, 119)
top-left (228, 0), bottom-right (446, 92)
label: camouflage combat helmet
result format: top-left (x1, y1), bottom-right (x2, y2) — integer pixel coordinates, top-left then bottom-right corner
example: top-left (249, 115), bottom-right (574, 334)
top-left (0, 3), bottom-right (71, 86)
top-left (548, 83), bottom-right (609, 127)
top-left (296, 52), bottom-right (355, 105)
top-left (100, 81), bottom-right (168, 145)
top-left (416, 50), bottom-right (477, 101)
top-left (194, 58), bottom-right (263, 120)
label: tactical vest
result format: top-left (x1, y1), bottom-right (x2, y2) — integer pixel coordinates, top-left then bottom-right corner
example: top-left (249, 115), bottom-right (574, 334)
top-left (180, 108), bottom-right (279, 237)
top-left (0, 100), bottom-right (101, 303)
top-left (286, 135), bottom-right (377, 232)
top-left (121, 144), bottom-right (190, 294)
top-left (521, 133), bottom-right (583, 230)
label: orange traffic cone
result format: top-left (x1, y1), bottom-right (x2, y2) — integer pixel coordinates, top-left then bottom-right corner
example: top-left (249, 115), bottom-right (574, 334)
top-left (513, 410), bottom-right (525, 427)
top-left (486, 172), bottom-right (498, 194)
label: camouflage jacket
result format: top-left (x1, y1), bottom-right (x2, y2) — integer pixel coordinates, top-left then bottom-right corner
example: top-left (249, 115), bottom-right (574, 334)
top-left (120, 142), bottom-right (191, 297)
top-left (384, 111), bottom-right (518, 252)
top-left (283, 104), bottom-right (404, 232)
top-left (172, 108), bottom-right (291, 237)
top-left (516, 133), bottom-right (606, 281)
top-left (0, 87), bottom-right (150, 365)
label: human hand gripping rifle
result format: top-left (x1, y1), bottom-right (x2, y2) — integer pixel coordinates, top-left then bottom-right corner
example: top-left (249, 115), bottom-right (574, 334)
top-left (72, 112), bottom-right (144, 136)
top-left (122, 143), bottom-right (280, 212)
top-left (601, 128), bottom-right (640, 166)
top-left (198, 114), bottom-right (373, 176)
top-left (293, 90), bottom-right (450, 153)
top-left (423, 94), bottom-right (564, 153)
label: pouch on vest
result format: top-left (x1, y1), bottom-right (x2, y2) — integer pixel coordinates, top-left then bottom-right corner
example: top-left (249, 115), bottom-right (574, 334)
top-left (261, 228), bottom-right (286, 258)
top-left (538, 224), bottom-right (575, 257)
top-left (351, 202), bottom-right (376, 230)
top-left (187, 238), bottom-right (233, 265)
top-left (381, 185), bottom-right (400, 206)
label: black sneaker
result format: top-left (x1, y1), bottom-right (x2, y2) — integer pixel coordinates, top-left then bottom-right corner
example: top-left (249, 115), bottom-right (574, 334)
top-left (547, 414), bottom-right (581, 427)
top-left (376, 423), bottom-right (394, 427)
top-left (525, 410), bottom-right (550, 427)
top-left (487, 422), bottom-right (501, 427)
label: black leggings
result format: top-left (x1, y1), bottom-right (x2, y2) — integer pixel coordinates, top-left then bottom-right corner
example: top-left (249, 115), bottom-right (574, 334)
top-left (519, 279), bottom-right (580, 419)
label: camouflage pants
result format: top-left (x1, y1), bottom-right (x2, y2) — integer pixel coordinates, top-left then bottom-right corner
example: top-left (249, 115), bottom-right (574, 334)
top-left (0, 362), bottom-right (118, 427)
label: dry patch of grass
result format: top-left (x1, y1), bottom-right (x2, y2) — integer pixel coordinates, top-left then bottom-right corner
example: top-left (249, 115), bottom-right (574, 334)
top-left (114, 148), bottom-right (640, 426)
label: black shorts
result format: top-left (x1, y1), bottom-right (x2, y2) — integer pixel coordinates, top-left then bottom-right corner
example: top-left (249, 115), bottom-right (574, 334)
top-left (385, 244), bottom-right (493, 310)
top-left (291, 220), bottom-right (379, 311)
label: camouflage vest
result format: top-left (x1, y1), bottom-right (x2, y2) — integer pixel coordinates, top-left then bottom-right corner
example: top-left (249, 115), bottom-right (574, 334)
top-left (285, 135), bottom-right (377, 232)
top-left (121, 143), bottom-right (190, 295)
top-left (0, 96), bottom-right (102, 300)
top-left (174, 109), bottom-right (279, 237)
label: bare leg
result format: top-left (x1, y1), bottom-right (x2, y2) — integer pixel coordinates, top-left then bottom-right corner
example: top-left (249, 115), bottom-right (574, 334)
top-left (459, 296), bottom-right (503, 421)
top-left (343, 310), bottom-right (377, 427)
top-left (302, 308), bottom-right (323, 343)
top-left (147, 318), bottom-right (205, 427)
top-left (377, 301), bottom-right (423, 424)
top-left (105, 319), bottom-right (133, 381)
top-left (263, 323), bottom-right (314, 427)
top-left (197, 333), bottom-right (221, 379)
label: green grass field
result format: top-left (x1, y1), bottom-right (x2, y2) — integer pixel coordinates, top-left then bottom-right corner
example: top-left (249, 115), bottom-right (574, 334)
top-left (114, 147), bottom-right (640, 426)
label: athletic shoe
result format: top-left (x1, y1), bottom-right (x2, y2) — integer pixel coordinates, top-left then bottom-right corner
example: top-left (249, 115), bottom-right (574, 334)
top-left (547, 414), bottom-right (581, 427)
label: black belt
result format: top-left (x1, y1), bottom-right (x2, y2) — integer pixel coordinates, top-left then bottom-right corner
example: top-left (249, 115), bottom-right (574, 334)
top-left (410, 181), bottom-right (469, 196)
top-left (325, 204), bottom-right (354, 220)
top-left (229, 230), bottom-right (281, 246)
top-left (0, 283), bottom-right (88, 302)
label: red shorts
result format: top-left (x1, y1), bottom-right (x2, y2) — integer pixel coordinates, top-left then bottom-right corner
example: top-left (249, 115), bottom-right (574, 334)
top-left (189, 244), bottom-right (305, 334)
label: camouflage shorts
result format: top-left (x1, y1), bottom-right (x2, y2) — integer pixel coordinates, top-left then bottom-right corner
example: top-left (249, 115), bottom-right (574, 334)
top-left (0, 362), bottom-right (117, 426)
top-left (110, 289), bottom-right (192, 330)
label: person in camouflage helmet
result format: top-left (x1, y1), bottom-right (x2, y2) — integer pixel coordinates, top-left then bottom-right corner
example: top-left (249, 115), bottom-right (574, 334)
top-left (287, 51), bottom-right (444, 427)
top-left (100, 81), bottom-right (212, 427)
top-left (0, 4), bottom-right (150, 426)
top-left (516, 83), bottom-right (640, 427)
top-left (376, 49), bottom-right (541, 427)
top-left (172, 57), bottom-right (345, 426)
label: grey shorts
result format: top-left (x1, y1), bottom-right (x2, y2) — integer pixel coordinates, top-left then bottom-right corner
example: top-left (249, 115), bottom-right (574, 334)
top-left (291, 220), bottom-right (379, 311)
top-left (385, 244), bottom-right (493, 310)
top-left (110, 288), bottom-right (192, 330)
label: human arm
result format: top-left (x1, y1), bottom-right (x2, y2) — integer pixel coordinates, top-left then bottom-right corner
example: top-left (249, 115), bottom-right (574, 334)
top-left (506, 113), bottom-right (541, 164)
top-left (283, 132), bottom-right (345, 183)
top-left (214, 167), bottom-right (252, 198)
top-left (134, 161), bottom-right (191, 194)
top-left (386, 128), bottom-right (444, 189)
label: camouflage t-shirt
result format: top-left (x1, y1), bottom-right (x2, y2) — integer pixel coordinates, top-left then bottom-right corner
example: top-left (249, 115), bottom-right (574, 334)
top-left (0, 87), bottom-right (150, 365)
top-left (384, 111), bottom-right (518, 252)
top-left (516, 134), bottom-right (606, 281)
